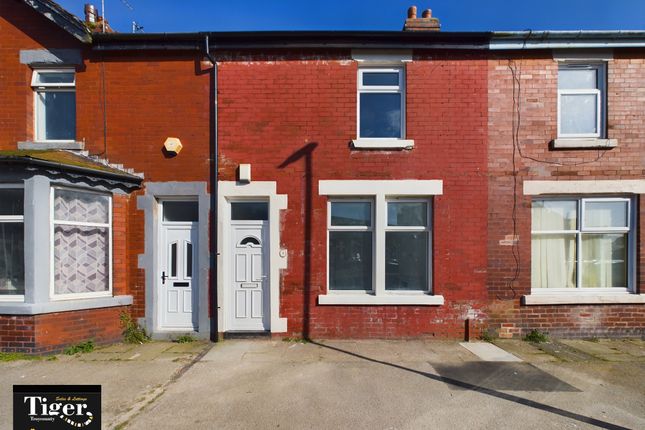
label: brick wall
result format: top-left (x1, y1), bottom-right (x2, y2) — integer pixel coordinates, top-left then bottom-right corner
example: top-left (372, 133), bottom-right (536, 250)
top-left (0, 2), bottom-right (80, 146)
top-left (0, 306), bottom-right (127, 354)
top-left (487, 51), bottom-right (645, 338)
top-left (1, 2), bottom-right (212, 324)
top-left (218, 51), bottom-right (489, 338)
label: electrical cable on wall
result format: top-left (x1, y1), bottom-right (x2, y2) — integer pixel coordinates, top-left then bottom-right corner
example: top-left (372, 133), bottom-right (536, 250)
top-left (503, 57), bottom-right (613, 301)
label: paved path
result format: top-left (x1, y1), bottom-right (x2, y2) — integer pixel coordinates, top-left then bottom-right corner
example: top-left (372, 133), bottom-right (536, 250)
top-left (0, 341), bottom-right (209, 429)
top-left (124, 339), bottom-right (645, 430)
top-left (1, 339), bottom-right (643, 429)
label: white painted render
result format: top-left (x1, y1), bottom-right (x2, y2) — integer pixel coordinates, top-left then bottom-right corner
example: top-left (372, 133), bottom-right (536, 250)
top-left (524, 180), bottom-right (645, 195)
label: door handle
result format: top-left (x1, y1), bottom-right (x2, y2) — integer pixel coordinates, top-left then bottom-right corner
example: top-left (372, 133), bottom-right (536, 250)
top-left (161, 271), bottom-right (167, 285)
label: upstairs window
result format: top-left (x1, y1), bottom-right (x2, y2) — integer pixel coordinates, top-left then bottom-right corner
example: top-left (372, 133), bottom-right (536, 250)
top-left (358, 68), bottom-right (404, 139)
top-left (557, 64), bottom-right (606, 139)
top-left (31, 70), bottom-right (76, 142)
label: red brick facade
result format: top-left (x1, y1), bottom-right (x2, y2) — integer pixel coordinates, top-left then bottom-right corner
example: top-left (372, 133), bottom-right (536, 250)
top-left (486, 53), bottom-right (645, 338)
top-left (1, 2), bottom-right (211, 352)
top-left (1, 1), bottom-right (644, 353)
top-left (218, 52), bottom-right (489, 338)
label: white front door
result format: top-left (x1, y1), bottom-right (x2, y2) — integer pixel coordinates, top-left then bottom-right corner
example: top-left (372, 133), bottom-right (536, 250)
top-left (230, 222), bottom-right (268, 331)
top-left (160, 223), bottom-right (198, 330)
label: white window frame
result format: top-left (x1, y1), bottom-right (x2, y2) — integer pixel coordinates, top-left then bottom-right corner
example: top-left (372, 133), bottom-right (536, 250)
top-left (384, 198), bottom-right (432, 295)
top-left (357, 67), bottom-right (406, 140)
top-left (50, 186), bottom-right (113, 301)
top-left (530, 196), bottom-right (635, 294)
top-left (326, 198), bottom-right (374, 295)
top-left (0, 184), bottom-right (25, 302)
top-left (31, 69), bottom-right (76, 143)
top-left (325, 197), bottom-right (433, 297)
top-left (557, 63), bottom-right (606, 139)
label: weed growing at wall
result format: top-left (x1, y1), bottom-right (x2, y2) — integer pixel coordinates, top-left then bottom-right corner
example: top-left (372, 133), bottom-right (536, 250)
top-left (120, 311), bottom-right (150, 344)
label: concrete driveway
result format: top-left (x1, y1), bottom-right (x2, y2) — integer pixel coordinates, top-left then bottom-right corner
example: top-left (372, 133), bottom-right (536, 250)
top-left (124, 339), bottom-right (644, 430)
top-left (1, 338), bottom-right (644, 429)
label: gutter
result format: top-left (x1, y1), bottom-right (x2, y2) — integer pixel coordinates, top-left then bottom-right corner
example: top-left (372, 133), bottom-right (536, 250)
top-left (93, 31), bottom-right (491, 51)
top-left (203, 36), bottom-right (220, 341)
top-left (490, 30), bottom-right (645, 49)
top-left (0, 156), bottom-right (143, 186)
top-left (92, 30), bottom-right (645, 52)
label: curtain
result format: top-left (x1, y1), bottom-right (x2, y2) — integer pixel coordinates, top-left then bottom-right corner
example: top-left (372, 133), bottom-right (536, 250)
top-left (53, 190), bottom-right (110, 295)
top-left (531, 201), bottom-right (576, 289)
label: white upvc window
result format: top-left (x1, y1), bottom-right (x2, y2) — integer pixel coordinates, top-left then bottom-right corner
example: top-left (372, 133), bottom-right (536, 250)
top-left (357, 68), bottom-right (405, 139)
top-left (50, 187), bottom-right (112, 300)
top-left (557, 64), bottom-right (606, 139)
top-left (328, 200), bottom-right (374, 292)
top-left (327, 197), bottom-right (432, 295)
top-left (531, 197), bottom-right (634, 292)
top-left (31, 69), bottom-right (76, 142)
top-left (0, 185), bottom-right (25, 301)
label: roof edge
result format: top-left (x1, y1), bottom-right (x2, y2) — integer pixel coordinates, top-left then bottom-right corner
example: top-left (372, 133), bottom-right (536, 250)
top-left (21, 0), bottom-right (92, 43)
top-left (0, 154), bottom-right (143, 185)
top-left (92, 30), bottom-right (645, 52)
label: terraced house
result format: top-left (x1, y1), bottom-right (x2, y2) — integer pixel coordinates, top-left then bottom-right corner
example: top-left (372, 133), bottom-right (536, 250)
top-left (0, 0), bottom-right (643, 353)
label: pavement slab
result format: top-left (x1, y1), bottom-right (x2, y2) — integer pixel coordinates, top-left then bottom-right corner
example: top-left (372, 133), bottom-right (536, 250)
top-left (460, 341), bottom-right (523, 362)
top-left (493, 339), bottom-right (560, 363)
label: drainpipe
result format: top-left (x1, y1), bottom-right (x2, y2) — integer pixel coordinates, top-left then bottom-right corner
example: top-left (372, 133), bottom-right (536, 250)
top-left (204, 35), bottom-right (219, 341)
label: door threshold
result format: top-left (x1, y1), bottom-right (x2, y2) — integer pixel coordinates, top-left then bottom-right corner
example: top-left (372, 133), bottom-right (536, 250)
top-left (224, 330), bottom-right (270, 340)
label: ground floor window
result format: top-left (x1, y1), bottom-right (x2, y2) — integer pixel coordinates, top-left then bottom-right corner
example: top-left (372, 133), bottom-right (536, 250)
top-left (328, 198), bottom-right (431, 293)
top-left (531, 197), bottom-right (633, 290)
top-left (0, 187), bottom-right (24, 297)
top-left (52, 187), bottom-right (112, 298)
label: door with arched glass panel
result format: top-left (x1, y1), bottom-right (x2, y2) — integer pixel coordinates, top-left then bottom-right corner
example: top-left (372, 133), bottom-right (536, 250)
top-left (229, 202), bottom-right (268, 331)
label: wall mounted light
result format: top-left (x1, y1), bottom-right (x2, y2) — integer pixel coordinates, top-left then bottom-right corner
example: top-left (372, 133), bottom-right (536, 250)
top-left (163, 137), bottom-right (183, 155)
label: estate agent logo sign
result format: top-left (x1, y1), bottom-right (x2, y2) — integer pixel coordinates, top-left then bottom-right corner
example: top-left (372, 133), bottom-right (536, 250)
top-left (13, 385), bottom-right (101, 429)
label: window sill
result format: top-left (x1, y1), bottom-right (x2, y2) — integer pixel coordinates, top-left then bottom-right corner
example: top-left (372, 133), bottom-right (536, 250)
top-left (552, 138), bottom-right (617, 149)
top-left (522, 292), bottom-right (645, 306)
top-left (0, 295), bottom-right (132, 315)
top-left (351, 139), bottom-right (414, 150)
top-left (318, 293), bottom-right (444, 306)
top-left (17, 141), bottom-right (84, 150)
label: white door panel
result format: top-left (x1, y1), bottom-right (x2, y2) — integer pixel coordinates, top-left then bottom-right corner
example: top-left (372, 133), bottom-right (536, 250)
top-left (160, 224), bottom-right (197, 330)
top-left (230, 222), bottom-right (268, 331)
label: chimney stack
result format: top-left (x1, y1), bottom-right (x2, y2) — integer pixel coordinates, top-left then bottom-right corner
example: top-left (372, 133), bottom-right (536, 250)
top-left (84, 4), bottom-right (97, 24)
top-left (403, 5), bottom-right (440, 31)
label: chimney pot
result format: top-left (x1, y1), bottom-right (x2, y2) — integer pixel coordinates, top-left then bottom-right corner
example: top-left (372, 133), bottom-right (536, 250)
top-left (84, 4), bottom-right (97, 24)
top-left (403, 5), bottom-right (440, 31)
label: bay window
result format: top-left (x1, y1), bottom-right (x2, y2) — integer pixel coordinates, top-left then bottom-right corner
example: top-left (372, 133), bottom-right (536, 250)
top-left (52, 188), bottom-right (111, 298)
top-left (0, 186), bottom-right (24, 299)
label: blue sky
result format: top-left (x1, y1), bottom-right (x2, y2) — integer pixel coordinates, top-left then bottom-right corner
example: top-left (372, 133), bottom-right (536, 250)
top-left (55, 0), bottom-right (645, 33)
